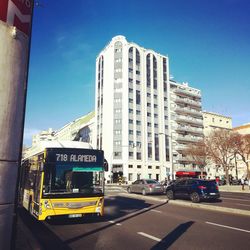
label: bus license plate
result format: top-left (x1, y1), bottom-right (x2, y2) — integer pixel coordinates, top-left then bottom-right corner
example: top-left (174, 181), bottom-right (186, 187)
top-left (69, 214), bottom-right (82, 218)
top-left (210, 193), bottom-right (216, 195)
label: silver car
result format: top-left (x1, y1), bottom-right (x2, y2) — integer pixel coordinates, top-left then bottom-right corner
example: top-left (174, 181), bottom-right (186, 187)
top-left (127, 179), bottom-right (164, 195)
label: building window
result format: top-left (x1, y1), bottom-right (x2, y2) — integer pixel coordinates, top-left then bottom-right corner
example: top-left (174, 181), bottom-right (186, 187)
top-left (129, 119), bottom-right (133, 124)
top-left (136, 110), bottom-right (141, 115)
top-left (129, 152), bottom-right (133, 158)
top-left (115, 119), bottom-right (121, 124)
top-left (136, 120), bottom-right (141, 125)
top-left (114, 141), bottom-right (121, 146)
top-left (137, 164), bottom-right (141, 168)
top-left (129, 130), bottom-right (133, 135)
top-left (129, 108), bottom-right (133, 113)
top-left (129, 88), bottom-right (133, 93)
top-left (128, 173), bottom-right (133, 181)
top-left (156, 166), bottom-right (160, 169)
top-left (128, 165), bottom-right (133, 168)
top-left (148, 165), bottom-right (152, 169)
top-left (136, 90), bottom-right (141, 105)
top-left (129, 98), bottom-right (133, 103)
top-left (148, 174), bottom-right (152, 179)
top-left (136, 131), bottom-right (141, 136)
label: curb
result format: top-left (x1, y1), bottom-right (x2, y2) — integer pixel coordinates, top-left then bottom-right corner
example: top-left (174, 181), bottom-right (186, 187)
top-left (118, 193), bottom-right (250, 217)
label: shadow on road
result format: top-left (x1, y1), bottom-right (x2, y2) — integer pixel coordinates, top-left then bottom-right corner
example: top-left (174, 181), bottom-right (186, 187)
top-left (150, 221), bottom-right (194, 250)
top-left (17, 208), bottom-right (71, 250)
top-left (64, 196), bottom-right (167, 244)
top-left (17, 196), bottom-right (167, 249)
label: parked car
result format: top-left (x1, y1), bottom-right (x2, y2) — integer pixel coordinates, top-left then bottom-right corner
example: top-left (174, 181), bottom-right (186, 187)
top-left (127, 179), bottom-right (164, 195)
top-left (166, 178), bottom-right (220, 203)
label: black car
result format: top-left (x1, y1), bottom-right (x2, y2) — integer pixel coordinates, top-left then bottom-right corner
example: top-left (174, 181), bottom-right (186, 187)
top-left (166, 178), bottom-right (220, 203)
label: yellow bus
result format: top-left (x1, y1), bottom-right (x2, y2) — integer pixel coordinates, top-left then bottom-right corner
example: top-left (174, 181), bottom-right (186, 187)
top-left (19, 141), bottom-right (108, 220)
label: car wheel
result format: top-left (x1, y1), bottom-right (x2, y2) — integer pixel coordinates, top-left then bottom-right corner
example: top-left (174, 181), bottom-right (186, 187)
top-left (166, 190), bottom-right (175, 200)
top-left (190, 192), bottom-right (200, 203)
top-left (127, 187), bottom-right (131, 193)
top-left (142, 189), bottom-right (146, 196)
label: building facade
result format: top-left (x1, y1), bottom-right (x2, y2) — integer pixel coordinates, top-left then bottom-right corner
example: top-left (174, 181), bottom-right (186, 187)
top-left (95, 35), bottom-right (203, 183)
top-left (202, 111), bottom-right (233, 179)
top-left (170, 81), bottom-right (204, 173)
top-left (203, 111), bottom-right (232, 136)
top-left (54, 111), bottom-right (95, 143)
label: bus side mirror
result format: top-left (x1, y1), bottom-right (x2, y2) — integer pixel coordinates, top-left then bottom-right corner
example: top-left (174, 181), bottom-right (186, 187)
top-left (104, 159), bottom-right (108, 172)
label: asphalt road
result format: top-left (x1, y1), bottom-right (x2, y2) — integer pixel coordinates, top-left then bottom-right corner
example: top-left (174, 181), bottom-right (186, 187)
top-left (106, 186), bottom-right (250, 211)
top-left (17, 193), bottom-right (250, 250)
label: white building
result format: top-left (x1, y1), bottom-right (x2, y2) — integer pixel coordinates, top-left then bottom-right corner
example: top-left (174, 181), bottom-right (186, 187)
top-left (95, 35), bottom-right (203, 183)
top-left (170, 81), bottom-right (204, 174)
top-left (203, 111), bottom-right (232, 136)
top-left (54, 111), bottom-right (95, 143)
top-left (202, 111), bottom-right (233, 179)
top-left (32, 128), bottom-right (54, 146)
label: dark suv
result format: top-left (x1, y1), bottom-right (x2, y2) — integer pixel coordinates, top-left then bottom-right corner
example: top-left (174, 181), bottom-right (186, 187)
top-left (166, 178), bottom-right (220, 203)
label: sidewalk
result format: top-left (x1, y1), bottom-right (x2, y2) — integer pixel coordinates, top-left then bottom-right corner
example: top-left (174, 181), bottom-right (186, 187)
top-left (219, 185), bottom-right (250, 193)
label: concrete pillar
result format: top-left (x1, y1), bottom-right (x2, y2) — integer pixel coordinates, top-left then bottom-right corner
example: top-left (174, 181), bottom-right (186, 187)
top-left (0, 21), bottom-right (29, 249)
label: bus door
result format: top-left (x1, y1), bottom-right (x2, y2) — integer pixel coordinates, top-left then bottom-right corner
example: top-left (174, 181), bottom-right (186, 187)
top-left (32, 162), bottom-right (43, 216)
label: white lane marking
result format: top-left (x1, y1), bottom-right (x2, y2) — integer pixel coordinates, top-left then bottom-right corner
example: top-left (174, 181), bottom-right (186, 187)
top-left (109, 220), bottom-right (121, 226)
top-left (206, 222), bottom-right (250, 234)
top-left (137, 232), bottom-right (161, 242)
top-left (151, 209), bottom-right (162, 213)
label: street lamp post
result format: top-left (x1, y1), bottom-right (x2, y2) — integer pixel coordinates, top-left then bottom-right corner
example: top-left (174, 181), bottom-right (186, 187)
top-left (159, 132), bottom-right (174, 180)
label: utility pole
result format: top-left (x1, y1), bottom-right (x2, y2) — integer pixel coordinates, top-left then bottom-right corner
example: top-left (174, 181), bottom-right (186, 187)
top-left (0, 0), bottom-right (33, 249)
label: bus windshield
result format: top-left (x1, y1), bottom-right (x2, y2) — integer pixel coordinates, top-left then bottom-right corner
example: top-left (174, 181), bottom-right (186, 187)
top-left (44, 163), bottom-right (104, 196)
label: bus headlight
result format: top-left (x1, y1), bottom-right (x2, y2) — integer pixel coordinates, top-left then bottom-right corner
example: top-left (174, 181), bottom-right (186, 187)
top-left (97, 198), bottom-right (103, 207)
top-left (44, 200), bottom-right (51, 209)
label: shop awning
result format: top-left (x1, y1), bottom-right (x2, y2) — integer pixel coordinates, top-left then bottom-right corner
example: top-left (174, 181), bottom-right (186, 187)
top-left (176, 171), bottom-right (207, 177)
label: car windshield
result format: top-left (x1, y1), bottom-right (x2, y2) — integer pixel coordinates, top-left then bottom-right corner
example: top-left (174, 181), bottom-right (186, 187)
top-left (44, 163), bottom-right (104, 195)
top-left (146, 180), bottom-right (159, 184)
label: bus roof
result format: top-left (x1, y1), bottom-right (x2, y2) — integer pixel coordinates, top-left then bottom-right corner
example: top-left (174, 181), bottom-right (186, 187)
top-left (23, 140), bottom-right (93, 160)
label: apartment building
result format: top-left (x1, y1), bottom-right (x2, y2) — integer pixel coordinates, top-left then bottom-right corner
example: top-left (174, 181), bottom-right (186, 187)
top-left (170, 81), bottom-right (204, 172)
top-left (54, 111), bottom-right (95, 143)
top-left (233, 123), bottom-right (250, 135)
top-left (202, 111), bottom-right (233, 179)
top-left (203, 111), bottom-right (232, 136)
top-left (95, 35), bottom-right (203, 183)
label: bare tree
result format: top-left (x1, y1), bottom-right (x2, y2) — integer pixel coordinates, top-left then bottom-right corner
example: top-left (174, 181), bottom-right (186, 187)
top-left (184, 140), bottom-right (207, 178)
top-left (235, 134), bottom-right (250, 179)
top-left (205, 129), bottom-right (238, 185)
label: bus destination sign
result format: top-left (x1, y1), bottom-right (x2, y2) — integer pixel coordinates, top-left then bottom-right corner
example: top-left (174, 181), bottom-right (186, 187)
top-left (46, 148), bottom-right (104, 166)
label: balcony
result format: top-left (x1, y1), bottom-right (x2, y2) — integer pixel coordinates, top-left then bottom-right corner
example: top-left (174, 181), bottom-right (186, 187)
top-left (172, 96), bottom-right (201, 108)
top-left (175, 134), bottom-right (202, 143)
top-left (174, 144), bottom-right (188, 152)
top-left (175, 115), bottom-right (203, 126)
top-left (174, 106), bottom-right (203, 117)
top-left (174, 155), bottom-right (193, 163)
top-left (173, 88), bottom-right (201, 98)
top-left (175, 125), bottom-right (204, 135)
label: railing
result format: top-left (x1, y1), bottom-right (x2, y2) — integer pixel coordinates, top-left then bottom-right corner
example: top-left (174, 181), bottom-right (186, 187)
top-left (174, 106), bottom-right (202, 117)
top-left (174, 88), bottom-right (201, 98)
top-left (175, 134), bottom-right (202, 142)
top-left (174, 125), bottom-right (204, 134)
top-left (172, 96), bottom-right (201, 107)
top-left (175, 115), bottom-right (203, 125)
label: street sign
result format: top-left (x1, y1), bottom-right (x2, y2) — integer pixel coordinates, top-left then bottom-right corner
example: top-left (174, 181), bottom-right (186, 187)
top-left (0, 0), bottom-right (33, 36)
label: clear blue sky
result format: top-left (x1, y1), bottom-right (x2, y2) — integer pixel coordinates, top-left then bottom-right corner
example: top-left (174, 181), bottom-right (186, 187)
top-left (24, 0), bottom-right (250, 145)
